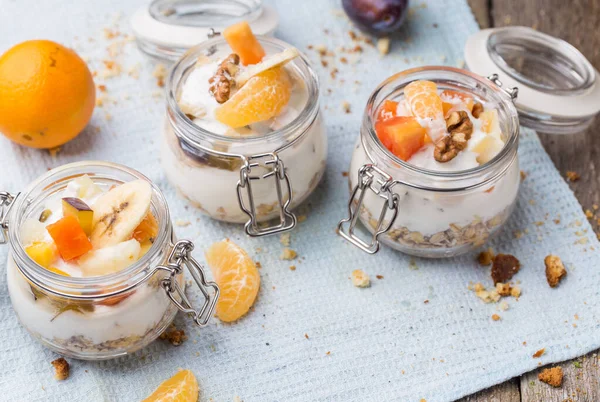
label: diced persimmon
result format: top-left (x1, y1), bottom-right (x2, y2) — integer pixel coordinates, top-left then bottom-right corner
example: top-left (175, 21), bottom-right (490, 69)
top-left (223, 21), bottom-right (265, 65)
top-left (441, 90), bottom-right (474, 116)
top-left (376, 116), bottom-right (426, 161)
top-left (377, 100), bottom-right (398, 121)
top-left (25, 242), bottom-right (57, 268)
top-left (46, 216), bottom-right (93, 261)
top-left (132, 212), bottom-right (158, 243)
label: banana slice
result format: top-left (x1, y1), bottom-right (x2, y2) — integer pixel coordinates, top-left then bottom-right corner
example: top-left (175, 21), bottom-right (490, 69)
top-left (79, 239), bottom-right (141, 276)
top-left (90, 180), bottom-right (152, 249)
top-left (235, 48), bottom-right (300, 87)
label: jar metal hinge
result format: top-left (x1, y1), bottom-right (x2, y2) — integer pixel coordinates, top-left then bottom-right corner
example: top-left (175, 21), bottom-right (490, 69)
top-left (158, 239), bottom-right (219, 327)
top-left (237, 153), bottom-right (297, 237)
top-left (487, 74), bottom-right (519, 100)
top-left (337, 165), bottom-right (399, 254)
top-left (0, 192), bottom-right (17, 245)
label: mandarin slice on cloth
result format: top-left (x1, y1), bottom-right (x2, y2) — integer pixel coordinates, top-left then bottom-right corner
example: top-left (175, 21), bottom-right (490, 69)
top-left (143, 369), bottom-right (199, 402)
top-left (404, 80), bottom-right (444, 120)
top-left (214, 67), bottom-right (292, 128)
top-left (205, 239), bottom-right (260, 322)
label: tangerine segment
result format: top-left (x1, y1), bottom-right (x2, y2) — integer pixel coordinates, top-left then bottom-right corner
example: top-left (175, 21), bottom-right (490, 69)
top-left (377, 100), bottom-right (399, 121)
top-left (143, 369), bottom-right (199, 402)
top-left (205, 240), bottom-right (260, 322)
top-left (214, 67), bottom-right (291, 128)
top-left (404, 80), bottom-right (443, 120)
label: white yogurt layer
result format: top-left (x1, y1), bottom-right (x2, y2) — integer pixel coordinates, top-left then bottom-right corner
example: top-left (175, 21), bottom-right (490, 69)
top-left (165, 54), bottom-right (327, 223)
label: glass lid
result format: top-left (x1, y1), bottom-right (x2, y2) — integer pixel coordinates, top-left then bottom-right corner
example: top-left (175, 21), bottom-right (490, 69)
top-left (465, 26), bottom-right (600, 134)
top-left (131, 0), bottom-right (279, 61)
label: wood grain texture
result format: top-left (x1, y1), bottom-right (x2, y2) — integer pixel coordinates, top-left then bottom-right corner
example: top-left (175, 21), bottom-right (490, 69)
top-left (463, 0), bottom-right (600, 401)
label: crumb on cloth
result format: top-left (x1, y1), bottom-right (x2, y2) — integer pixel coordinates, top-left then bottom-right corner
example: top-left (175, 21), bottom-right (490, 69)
top-left (538, 366), bottom-right (563, 387)
top-left (351, 269), bottom-right (370, 288)
top-left (51, 358), bottom-right (69, 381)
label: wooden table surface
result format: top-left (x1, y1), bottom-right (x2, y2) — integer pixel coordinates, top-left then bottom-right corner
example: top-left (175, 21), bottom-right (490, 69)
top-left (459, 1), bottom-right (600, 401)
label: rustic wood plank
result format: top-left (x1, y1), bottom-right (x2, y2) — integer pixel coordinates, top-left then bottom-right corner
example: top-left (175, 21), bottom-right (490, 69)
top-left (456, 379), bottom-right (521, 402)
top-left (520, 353), bottom-right (600, 402)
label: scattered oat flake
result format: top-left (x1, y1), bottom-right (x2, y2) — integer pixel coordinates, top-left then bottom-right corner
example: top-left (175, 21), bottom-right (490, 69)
top-left (585, 209), bottom-right (594, 218)
top-left (326, 351), bottom-right (331, 355)
top-left (538, 366), bottom-right (563, 387)
top-left (351, 269), bottom-right (370, 288)
top-left (289, 265), bottom-right (296, 271)
top-left (492, 314), bottom-right (501, 321)
top-left (342, 101), bottom-right (351, 113)
top-left (566, 171), bottom-right (580, 181)
top-left (280, 233), bottom-right (291, 247)
top-left (175, 219), bottom-right (191, 227)
top-left (377, 37), bottom-right (390, 55)
top-left (533, 348), bottom-right (546, 358)
top-left (520, 170), bottom-right (527, 181)
top-left (281, 248), bottom-right (297, 260)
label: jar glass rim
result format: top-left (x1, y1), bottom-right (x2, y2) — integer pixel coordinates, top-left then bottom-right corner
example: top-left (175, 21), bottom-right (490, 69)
top-left (8, 161), bottom-right (172, 297)
top-left (166, 35), bottom-right (320, 150)
top-left (362, 66), bottom-right (520, 186)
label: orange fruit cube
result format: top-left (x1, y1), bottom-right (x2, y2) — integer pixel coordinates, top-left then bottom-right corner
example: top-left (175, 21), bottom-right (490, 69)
top-left (215, 67), bottom-right (292, 128)
top-left (143, 369), bottom-right (198, 402)
top-left (223, 21), bottom-right (266, 65)
top-left (441, 90), bottom-right (474, 116)
top-left (132, 212), bottom-right (158, 244)
top-left (377, 100), bottom-right (398, 121)
top-left (375, 116), bottom-right (426, 161)
top-left (205, 239), bottom-right (260, 322)
top-left (46, 216), bottom-right (93, 261)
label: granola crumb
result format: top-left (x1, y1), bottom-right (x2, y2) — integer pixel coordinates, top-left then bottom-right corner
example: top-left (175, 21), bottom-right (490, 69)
top-left (491, 254), bottom-right (521, 284)
top-left (585, 209), bottom-right (594, 219)
top-left (351, 269), bottom-right (370, 288)
top-left (510, 286), bottom-right (521, 298)
top-left (376, 275), bottom-right (384, 280)
top-left (538, 366), bottom-right (563, 387)
top-left (289, 265), bottom-right (296, 271)
top-left (325, 351), bottom-right (331, 355)
top-left (281, 248), bottom-right (297, 260)
top-left (496, 282), bottom-right (512, 297)
top-left (304, 333), bottom-right (309, 339)
top-left (51, 358), bottom-right (69, 381)
top-left (499, 301), bottom-right (509, 311)
top-left (280, 233), bottom-right (291, 247)
top-left (520, 170), bottom-right (527, 181)
top-left (477, 248), bottom-right (495, 266)
top-left (152, 63), bottom-right (167, 87)
top-left (377, 37), bottom-right (390, 55)
top-left (342, 171), bottom-right (349, 177)
top-left (175, 219), bottom-right (191, 227)
top-left (533, 348), bottom-right (546, 358)
top-left (491, 314), bottom-right (501, 321)
top-left (159, 324), bottom-right (187, 346)
top-left (544, 255), bottom-right (567, 288)
top-left (342, 101), bottom-right (351, 114)
top-left (566, 171), bottom-right (580, 182)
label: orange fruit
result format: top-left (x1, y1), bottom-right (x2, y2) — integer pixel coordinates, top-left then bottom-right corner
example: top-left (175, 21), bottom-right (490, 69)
top-left (205, 239), bottom-right (260, 322)
top-left (214, 67), bottom-right (291, 128)
top-left (375, 116), bottom-right (426, 161)
top-left (143, 369), bottom-right (199, 402)
top-left (0, 40), bottom-right (95, 149)
top-left (377, 100), bottom-right (399, 121)
top-left (404, 80), bottom-right (444, 121)
top-left (223, 21), bottom-right (265, 65)
top-left (440, 90), bottom-right (474, 116)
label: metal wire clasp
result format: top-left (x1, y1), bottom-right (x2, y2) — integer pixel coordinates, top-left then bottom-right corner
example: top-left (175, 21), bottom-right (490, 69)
top-left (337, 165), bottom-right (399, 254)
top-left (0, 192), bottom-right (17, 245)
top-left (158, 239), bottom-right (219, 327)
top-left (236, 153), bottom-right (296, 237)
top-left (487, 74), bottom-right (519, 100)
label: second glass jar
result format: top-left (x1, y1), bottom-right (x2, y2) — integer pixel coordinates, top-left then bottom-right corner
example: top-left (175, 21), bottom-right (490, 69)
top-left (162, 36), bottom-right (327, 236)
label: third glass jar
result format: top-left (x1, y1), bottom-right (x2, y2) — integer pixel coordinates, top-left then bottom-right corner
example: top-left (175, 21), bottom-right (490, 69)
top-left (338, 67), bottom-right (521, 258)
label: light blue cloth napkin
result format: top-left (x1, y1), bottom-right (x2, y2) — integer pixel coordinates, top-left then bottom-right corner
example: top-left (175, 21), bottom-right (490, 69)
top-left (0, 0), bottom-right (598, 401)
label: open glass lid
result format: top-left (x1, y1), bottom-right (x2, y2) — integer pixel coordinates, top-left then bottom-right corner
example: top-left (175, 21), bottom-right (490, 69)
top-left (131, 0), bottom-right (279, 61)
top-left (465, 26), bottom-right (600, 134)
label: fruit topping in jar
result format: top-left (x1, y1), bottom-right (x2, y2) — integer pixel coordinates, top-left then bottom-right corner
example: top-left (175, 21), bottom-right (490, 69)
top-left (374, 80), bottom-right (508, 170)
top-left (21, 176), bottom-right (158, 279)
top-left (176, 22), bottom-right (307, 137)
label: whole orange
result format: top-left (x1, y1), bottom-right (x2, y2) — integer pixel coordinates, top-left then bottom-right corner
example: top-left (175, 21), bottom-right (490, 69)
top-left (0, 40), bottom-right (95, 149)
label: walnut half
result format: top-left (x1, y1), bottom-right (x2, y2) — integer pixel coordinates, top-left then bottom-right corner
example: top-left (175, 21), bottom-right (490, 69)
top-left (434, 111), bottom-right (473, 163)
top-left (208, 53), bottom-right (240, 104)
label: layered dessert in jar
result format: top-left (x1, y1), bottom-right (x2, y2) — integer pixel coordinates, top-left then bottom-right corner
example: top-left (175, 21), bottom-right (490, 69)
top-left (162, 22), bottom-right (326, 227)
top-left (344, 67), bottom-right (520, 257)
top-left (5, 171), bottom-right (185, 359)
